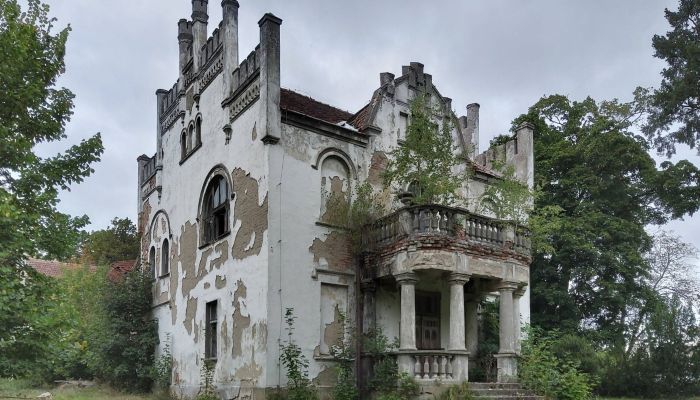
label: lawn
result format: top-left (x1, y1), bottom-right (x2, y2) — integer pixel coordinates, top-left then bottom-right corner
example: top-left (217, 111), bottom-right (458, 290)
top-left (0, 379), bottom-right (166, 400)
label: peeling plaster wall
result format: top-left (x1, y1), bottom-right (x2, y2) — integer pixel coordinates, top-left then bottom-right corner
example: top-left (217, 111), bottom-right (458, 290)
top-left (145, 66), bottom-right (271, 398)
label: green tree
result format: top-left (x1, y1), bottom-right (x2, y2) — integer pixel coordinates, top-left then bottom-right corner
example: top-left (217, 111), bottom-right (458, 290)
top-left (0, 0), bottom-right (103, 376)
top-left (383, 94), bottom-right (467, 205)
top-left (642, 0), bottom-right (700, 156)
top-left (79, 217), bottom-right (139, 266)
top-left (514, 95), bottom-right (700, 346)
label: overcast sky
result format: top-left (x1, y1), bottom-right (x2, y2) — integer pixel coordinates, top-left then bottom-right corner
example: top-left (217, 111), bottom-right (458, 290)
top-left (40, 0), bottom-right (698, 263)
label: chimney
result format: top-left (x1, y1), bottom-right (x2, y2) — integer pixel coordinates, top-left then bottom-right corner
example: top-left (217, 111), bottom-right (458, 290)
top-left (222, 0), bottom-right (239, 97)
top-left (191, 0), bottom-right (209, 71)
top-left (380, 72), bottom-right (394, 86)
top-left (465, 103), bottom-right (480, 156)
top-left (258, 13), bottom-right (283, 144)
top-left (177, 19), bottom-right (193, 74)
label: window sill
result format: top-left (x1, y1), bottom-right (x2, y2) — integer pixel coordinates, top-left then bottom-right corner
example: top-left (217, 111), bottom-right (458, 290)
top-left (158, 273), bottom-right (170, 279)
top-left (179, 143), bottom-right (202, 165)
top-left (198, 231), bottom-right (231, 250)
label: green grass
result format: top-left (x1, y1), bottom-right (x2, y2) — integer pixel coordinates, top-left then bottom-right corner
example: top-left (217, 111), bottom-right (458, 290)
top-left (0, 378), bottom-right (168, 400)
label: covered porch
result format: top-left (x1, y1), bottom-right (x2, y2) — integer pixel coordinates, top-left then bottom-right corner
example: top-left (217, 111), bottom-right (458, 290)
top-left (360, 204), bottom-right (532, 383)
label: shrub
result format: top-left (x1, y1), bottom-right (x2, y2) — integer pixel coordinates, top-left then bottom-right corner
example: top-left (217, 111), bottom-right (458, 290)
top-left (195, 359), bottom-right (217, 400)
top-left (519, 328), bottom-right (595, 400)
top-left (279, 308), bottom-right (318, 400)
top-left (329, 310), bottom-right (358, 400)
top-left (436, 381), bottom-right (474, 400)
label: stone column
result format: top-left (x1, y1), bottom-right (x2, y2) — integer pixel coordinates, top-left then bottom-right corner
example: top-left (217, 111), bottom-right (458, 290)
top-left (513, 287), bottom-right (525, 354)
top-left (495, 281), bottom-right (518, 382)
top-left (361, 281), bottom-right (376, 334)
top-left (448, 273), bottom-right (470, 381)
top-left (395, 272), bottom-right (417, 376)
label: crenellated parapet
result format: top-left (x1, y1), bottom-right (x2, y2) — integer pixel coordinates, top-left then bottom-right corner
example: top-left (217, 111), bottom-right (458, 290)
top-left (472, 122), bottom-right (535, 186)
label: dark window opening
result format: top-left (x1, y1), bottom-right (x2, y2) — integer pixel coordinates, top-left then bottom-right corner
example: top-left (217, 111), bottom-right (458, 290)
top-left (195, 116), bottom-right (202, 147)
top-left (180, 130), bottom-right (187, 160)
top-left (205, 300), bottom-right (218, 360)
top-left (203, 175), bottom-right (230, 244)
top-left (161, 239), bottom-right (169, 276)
top-left (149, 246), bottom-right (156, 280)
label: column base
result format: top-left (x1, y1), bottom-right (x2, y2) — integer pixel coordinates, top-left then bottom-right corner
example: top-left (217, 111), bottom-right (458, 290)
top-left (450, 352), bottom-right (470, 381)
top-left (494, 353), bottom-right (518, 382)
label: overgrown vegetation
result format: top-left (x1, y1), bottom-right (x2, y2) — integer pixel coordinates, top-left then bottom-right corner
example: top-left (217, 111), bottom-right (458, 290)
top-left (519, 328), bottom-right (595, 400)
top-left (276, 308), bottom-right (318, 400)
top-left (195, 360), bottom-right (217, 400)
top-left (383, 94), bottom-right (468, 205)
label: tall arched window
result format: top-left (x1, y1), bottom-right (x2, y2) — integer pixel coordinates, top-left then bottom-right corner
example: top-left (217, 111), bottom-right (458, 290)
top-left (195, 115), bottom-right (202, 147)
top-left (181, 130), bottom-right (188, 160)
top-left (320, 156), bottom-right (350, 222)
top-left (202, 175), bottom-right (230, 244)
top-left (149, 246), bottom-right (156, 280)
top-left (161, 239), bottom-right (170, 276)
top-left (188, 123), bottom-right (195, 152)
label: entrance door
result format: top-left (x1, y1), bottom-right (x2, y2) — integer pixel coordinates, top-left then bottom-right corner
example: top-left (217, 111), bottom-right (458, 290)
top-left (416, 291), bottom-right (441, 350)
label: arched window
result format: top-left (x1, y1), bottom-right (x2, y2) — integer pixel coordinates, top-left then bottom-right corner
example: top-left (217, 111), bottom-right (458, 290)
top-left (188, 123), bottom-right (195, 152)
top-left (320, 156), bottom-right (350, 222)
top-left (149, 246), bottom-right (156, 280)
top-left (195, 116), bottom-right (202, 147)
top-left (161, 239), bottom-right (170, 276)
top-left (181, 130), bottom-right (188, 160)
top-left (202, 175), bottom-right (230, 244)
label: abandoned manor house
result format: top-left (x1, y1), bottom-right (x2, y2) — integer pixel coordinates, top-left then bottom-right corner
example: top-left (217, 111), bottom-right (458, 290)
top-left (136, 1), bottom-right (534, 398)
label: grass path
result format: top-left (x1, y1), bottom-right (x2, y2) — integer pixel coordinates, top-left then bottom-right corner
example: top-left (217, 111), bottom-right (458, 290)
top-left (0, 379), bottom-right (164, 400)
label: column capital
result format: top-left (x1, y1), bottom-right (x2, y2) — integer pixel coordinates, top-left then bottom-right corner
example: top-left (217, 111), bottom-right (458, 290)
top-left (496, 280), bottom-right (519, 292)
top-left (448, 272), bottom-right (471, 285)
top-left (395, 272), bottom-right (417, 285)
top-left (514, 286), bottom-right (527, 298)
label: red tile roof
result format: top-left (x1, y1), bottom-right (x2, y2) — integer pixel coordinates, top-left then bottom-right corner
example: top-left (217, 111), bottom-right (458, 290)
top-left (26, 258), bottom-right (89, 278)
top-left (280, 88), bottom-right (354, 125)
top-left (108, 259), bottom-right (137, 282)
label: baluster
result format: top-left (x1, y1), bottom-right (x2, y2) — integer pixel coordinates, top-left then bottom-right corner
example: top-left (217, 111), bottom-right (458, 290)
top-left (439, 211), bottom-right (447, 232)
top-left (468, 219), bottom-right (475, 237)
top-left (432, 209), bottom-right (440, 232)
top-left (413, 209), bottom-right (420, 233)
top-left (422, 356), bottom-right (430, 379)
top-left (446, 356), bottom-right (453, 379)
top-left (439, 355), bottom-right (446, 379)
top-left (414, 356), bottom-right (421, 379)
top-left (431, 355), bottom-right (439, 378)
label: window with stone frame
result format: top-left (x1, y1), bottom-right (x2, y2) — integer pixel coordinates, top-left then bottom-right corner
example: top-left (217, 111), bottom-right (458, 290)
top-left (195, 115), bottom-right (202, 147)
top-left (149, 246), bottom-right (156, 280)
top-left (161, 239), bottom-right (169, 276)
top-left (202, 175), bottom-right (230, 244)
top-left (180, 130), bottom-right (188, 160)
top-left (205, 300), bottom-right (218, 360)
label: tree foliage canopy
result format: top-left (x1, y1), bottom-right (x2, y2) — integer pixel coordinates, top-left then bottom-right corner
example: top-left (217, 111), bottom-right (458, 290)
top-left (643, 0), bottom-right (700, 155)
top-left (514, 94), bottom-right (700, 344)
top-left (383, 94), bottom-right (467, 205)
top-left (0, 0), bottom-right (103, 376)
top-left (78, 217), bottom-right (139, 266)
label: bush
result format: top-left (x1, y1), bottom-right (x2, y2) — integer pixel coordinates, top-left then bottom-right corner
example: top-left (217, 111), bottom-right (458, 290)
top-left (519, 328), bottom-right (595, 400)
top-left (436, 382), bottom-right (474, 400)
top-left (279, 309), bottom-right (318, 400)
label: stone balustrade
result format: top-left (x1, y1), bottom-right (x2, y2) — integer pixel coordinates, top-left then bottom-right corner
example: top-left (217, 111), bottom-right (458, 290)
top-left (361, 204), bottom-right (530, 254)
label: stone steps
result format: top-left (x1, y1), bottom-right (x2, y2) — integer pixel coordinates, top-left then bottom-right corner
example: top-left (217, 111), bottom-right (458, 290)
top-left (469, 382), bottom-right (544, 400)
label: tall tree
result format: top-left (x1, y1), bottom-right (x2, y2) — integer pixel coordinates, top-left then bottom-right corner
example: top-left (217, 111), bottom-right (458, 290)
top-left (513, 95), bottom-right (700, 346)
top-left (79, 217), bottom-right (139, 266)
top-left (0, 0), bottom-right (103, 376)
top-left (643, 0), bottom-right (700, 156)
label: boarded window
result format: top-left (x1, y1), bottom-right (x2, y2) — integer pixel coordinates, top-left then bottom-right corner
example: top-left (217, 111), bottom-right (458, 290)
top-left (205, 300), bottom-right (218, 360)
top-left (319, 283), bottom-right (348, 355)
top-left (398, 112), bottom-right (408, 141)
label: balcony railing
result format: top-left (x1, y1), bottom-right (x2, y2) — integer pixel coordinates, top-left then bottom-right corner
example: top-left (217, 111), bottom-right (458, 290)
top-left (361, 204), bottom-right (530, 254)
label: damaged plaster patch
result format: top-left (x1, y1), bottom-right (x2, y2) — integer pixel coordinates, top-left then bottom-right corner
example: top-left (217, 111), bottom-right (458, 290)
top-left (251, 123), bottom-right (257, 141)
top-left (323, 305), bottom-right (343, 350)
top-left (231, 168), bottom-right (268, 260)
top-left (232, 279), bottom-right (251, 358)
top-left (179, 221), bottom-right (199, 298)
top-left (313, 366), bottom-right (338, 387)
top-left (184, 296), bottom-right (198, 336)
top-left (320, 176), bottom-right (349, 223)
top-left (170, 240), bottom-right (179, 325)
top-left (215, 275), bottom-right (227, 289)
top-left (309, 231), bottom-right (353, 272)
top-left (140, 199), bottom-right (152, 260)
top-left (211, 240), bottom-right (229, 270)
top-left (367, 151), bottom-right (389, 187)
top-left (221, 316), bottom-right (230, 353)
top-left (233, 359), bottom-right (263, 383)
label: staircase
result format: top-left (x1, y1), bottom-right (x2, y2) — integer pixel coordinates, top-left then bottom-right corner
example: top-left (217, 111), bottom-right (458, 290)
top-left (469, 382), bottom-right (544, 400)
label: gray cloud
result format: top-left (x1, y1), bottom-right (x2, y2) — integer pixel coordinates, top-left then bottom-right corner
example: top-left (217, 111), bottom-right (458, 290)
top-left (42, 0), bottom-right (698, 265)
